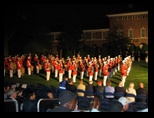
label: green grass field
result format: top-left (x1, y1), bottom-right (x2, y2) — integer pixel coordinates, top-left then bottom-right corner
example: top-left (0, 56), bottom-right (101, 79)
top-left (4, 60), bottom-right (148, 91)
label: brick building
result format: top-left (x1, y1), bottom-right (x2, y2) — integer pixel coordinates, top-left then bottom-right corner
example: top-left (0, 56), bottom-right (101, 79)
top-left (49, 11), bottom-right (148, 55)
top-left (106, 11), bottom-right (148, 46)
top-left (49, 29), bottom-right (109, 55)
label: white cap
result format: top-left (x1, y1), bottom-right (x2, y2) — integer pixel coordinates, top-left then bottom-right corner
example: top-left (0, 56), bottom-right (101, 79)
top-left (21, 84), bottom-right (27, 89)
top-left (122, 60), bottom-right (125, 63)
top-left (89, 81), bottom-right (93, 84)
top-left (118, 97), bottom-right (131, 106)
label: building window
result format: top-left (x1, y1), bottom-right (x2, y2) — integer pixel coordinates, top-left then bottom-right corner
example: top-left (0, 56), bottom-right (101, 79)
top-left (140, 28), bottom-right (146, 38)
top-left (127, 16), bottom-right (131, 20)
top-left (92, 32), bottom-right (95, 40)
top-left (105, 31), bottom-right (109, 38)
top-left (84, 32), bottom-right (92, 40)
top-left (117, 29), bottom-right (122, 37)
top-left (103, 32), bottom-right (107, 39)
top-left (137, 15), bottom-right (140, 19)
top-left (132, 15), bottom-right (137, 20)
top-left (128, 29), bottom-right (133, 38)
top-left (142, 15), bottom-right (148, 19)
top-left (122, 16), bottom-right (127, 20)
top-left (95, 32), bottom-right (102, 39)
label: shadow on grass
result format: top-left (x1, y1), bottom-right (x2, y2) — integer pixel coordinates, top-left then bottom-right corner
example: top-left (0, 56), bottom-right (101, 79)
top-left (111, 76), bottom-right (121, 81)
top-left (141, 65), bottom-right (148, 68)
top-left (35, 73), bottom-right (46, 80)
top-left (83, 76), bottom-right (91, 84)
top-left (110, 80), bottom-right (119, 85)
top-left (115, 71), bottom-right (122, 77)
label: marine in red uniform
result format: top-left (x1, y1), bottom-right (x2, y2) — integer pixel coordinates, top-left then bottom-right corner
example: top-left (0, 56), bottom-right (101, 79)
top-left (26, 56), bottom-right (32, 75)
top-left (120, 60), bottom-right (127, 87)
top-left (16, 57), bottom-right (22, 78)
top-left (87, 62), bottom-right (94, 81)
top-left (44, 59), bottom-right (51, 81)
top-left (103, 61), bottom-right (108, 86)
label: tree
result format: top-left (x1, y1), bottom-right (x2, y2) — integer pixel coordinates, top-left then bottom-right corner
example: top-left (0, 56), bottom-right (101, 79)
top-left (106, 25), bottom-right (131, 57)
top-left (56, 24), bottom-right (83, 58)
top-left (5, 4), bottom-right (52, 56)
top-left (22, 41), bottom-right (48, 55)
top-left (4, 5), bottom-right (20, 56)
top-left (90, 44), bottom-right (99, 57)
top-left (100, 43), bottom-right (110, 57)
top-left (139, 43), bottom-right (148, 60)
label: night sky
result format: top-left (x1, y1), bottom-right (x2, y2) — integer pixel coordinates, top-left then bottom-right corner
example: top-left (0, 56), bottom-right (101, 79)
top-left (4, 4), bottom-right (148, 55)
top-left (5, 4), bottom-right (148, 32)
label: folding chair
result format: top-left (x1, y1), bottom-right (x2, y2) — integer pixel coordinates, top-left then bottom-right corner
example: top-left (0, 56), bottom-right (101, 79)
top-left (135, 102), bottom-right (148, 112)
top-left (85, 90), bottom-right (94, 98)
top-left (125, 93), bottom-right (136, 103)
top-left (125, 93), bottom-right (136, 98)
top-left (37, 98), bottom-right (59, 112)
top-left (76, 89), bottom-right (85, 97)
top-left (77, 96), bottom-right (90, 110)
top-left (136, 94), bottom-right (147, 103)
top-left (125, 102), bottom-right (135, 112)
top-left (104, 92), bottom-right (115, 102)
top-left (99, 98), bottom-right (110, 112)
top-left (114, 92), bottom-right (124, 99)
top-left (94, 91), bottom-right (104, 99)
top-left (4, 99), bottom-right (19, 112)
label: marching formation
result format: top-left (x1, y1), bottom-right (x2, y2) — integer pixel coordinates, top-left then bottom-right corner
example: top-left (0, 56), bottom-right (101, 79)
top-left (4, 53), bottom-right (132, 87)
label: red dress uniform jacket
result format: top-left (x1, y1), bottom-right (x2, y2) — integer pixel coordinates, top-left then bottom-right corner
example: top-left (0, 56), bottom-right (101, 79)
top-left (26, 59), bottom-right (31, 68)
top-left (67, 61), bottom-right (72, 70)
top-left (58, 67), bottom-right (64, 74)
top-left (88, 66), bottom-right (94, 76)
top-left (121, 63), bottom-right (127, 76)
top-left (44, 62), bottom-right (50, 72)
top-left (16, 60), bottom-right (22, 69)
top-left (79, 63), bottom-right (85, 72)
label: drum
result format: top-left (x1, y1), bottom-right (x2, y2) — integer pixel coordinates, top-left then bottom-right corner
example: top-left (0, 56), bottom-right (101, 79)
top-left (31, 65), bottom-right (34, 72)
top-left (10, 62), bottom-right (15, 70)
top-left (39, 64), bottom-right (42, 70)
top-left (21, 67), bottom-right (25, 74)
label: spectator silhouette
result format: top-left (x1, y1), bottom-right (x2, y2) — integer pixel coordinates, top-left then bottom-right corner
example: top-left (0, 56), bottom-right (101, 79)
top-left (66, 79), bottom-right (77, 93)
top-left (46, 90), bottom-right (78, 112)
top-left (22, 90), bottom-right (37, 112)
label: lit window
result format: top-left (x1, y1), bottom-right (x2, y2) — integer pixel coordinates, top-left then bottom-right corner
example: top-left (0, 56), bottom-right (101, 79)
top-left (140, 28), bottom-right (146, 38)
top-left (128, 29), bottom-right (133, 38)
top-left (84, 32), bottom-right (92, 40)
top-left (95, 32), bottom-right (102, 39)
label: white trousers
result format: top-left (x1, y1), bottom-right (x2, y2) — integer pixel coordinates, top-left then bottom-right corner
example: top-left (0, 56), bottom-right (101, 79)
top-left (103, 75), bottom-right (108, 86)
top-left (36, 66), bottom-right (39, 73)
top-left (17, 69), bottom-right (22, 78)
top-left (46, 71), bottom-right (51, 81)
top-left (10, 70), bottom-right (13, 78)
top-left (59, 73), bottom-right (63, 83)
top-left (122, 75), bottom-right (127, 87)
top-left (28, 68), bottom-right (31, 75)
top-left (89, 75), bottom-right (93, 81)
top-left (94, 72), bottom-right (98, 81)
top-left (68, 70), bottom-right (72, 79)
top-left (73, 75), bottom-right (77, 83)
top-left (55, 69), bottom-right (58, 78)
top-left (98, 70), bottom-right (102, 77)
top-left (80, 71), bottom-right (84, 79)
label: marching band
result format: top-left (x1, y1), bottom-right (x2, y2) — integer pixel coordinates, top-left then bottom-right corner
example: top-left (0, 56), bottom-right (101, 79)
top-left (4, 53), bottom-right (133, 87)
